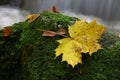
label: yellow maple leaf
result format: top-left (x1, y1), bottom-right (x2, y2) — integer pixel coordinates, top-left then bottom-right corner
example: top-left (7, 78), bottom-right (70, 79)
top-left (69, 20), bottom-right (105, 40)
top-left (55, 20), bottom-right (105, 67)
top-left (55, 38), bottom-right (82, 67)
top-left (69, 20), bottom-right (105, 55)
top-left (26, 14), bottom-right (40, 23)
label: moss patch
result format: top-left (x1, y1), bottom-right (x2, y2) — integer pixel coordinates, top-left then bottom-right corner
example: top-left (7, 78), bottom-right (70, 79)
top-left (0, 11), bottom-right (120, 80)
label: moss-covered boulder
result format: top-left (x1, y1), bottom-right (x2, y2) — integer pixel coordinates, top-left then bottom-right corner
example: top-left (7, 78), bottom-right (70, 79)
top-left (0, 11), bottom-right (120, 80)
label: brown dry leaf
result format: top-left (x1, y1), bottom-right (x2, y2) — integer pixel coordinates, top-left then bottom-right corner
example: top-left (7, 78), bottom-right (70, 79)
top-left (38, 28), bottom-right (67, 37)
top-left (42, 30), bottom-right (57, 36)
top-left (52, 5), bottom-right (59, 13)
top-left (26, 14), bottom-right (40, 23)
top-left (3, 26), bottom-right (11, 37)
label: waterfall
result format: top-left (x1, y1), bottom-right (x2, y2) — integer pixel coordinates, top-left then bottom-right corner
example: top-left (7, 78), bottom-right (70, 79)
top-left (23, 0), bottom-right (120, 21)
top-left (0, 0), bottom-right (29, 29)
top-left (0, 0), bottom-right (120, 32)
top-left (0, 6), bottom-right (29, 29)
top-left (22, 0), bottom-right (120, 32)
top-left (63, 11), bottom-right (120, 33)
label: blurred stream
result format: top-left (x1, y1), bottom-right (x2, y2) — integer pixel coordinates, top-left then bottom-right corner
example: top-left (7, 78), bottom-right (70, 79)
top-left (0, 0), bottom-right (29, 29)
top-left (23, 0), bottom-right (120, 21)
top-left (0, 6), bottom-right (29, 29)
top-left (0, 0), bottom-right (120, 33)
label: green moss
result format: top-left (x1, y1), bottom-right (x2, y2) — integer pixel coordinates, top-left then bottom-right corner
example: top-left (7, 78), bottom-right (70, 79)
top-left (0, 11), bottom-right (120, 80)
top-left (0, 22), bottom-right (25, 80)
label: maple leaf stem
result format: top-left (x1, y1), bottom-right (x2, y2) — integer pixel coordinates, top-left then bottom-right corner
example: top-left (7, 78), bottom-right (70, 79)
top-left (56, 33), bottom-right (68, 38)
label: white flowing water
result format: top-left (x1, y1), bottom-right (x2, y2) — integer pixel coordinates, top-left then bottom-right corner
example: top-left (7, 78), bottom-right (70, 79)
top-left (62, 11), bottom-right (120, 33)
top-left (23, 0), bottom-right (120, 33)
top-left (0, 0), bottom-right (120, 34)
top-left (23, 0), bottom-right (120, 20)
top-left (0, 6), bottom-right (29, 29)
top-left (0, 6), bottom-right (120, 34)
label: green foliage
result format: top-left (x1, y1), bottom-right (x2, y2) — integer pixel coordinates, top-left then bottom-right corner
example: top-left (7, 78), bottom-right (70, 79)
top-left (20, 12), bottom-right (73, 80)
top-left (0, 22), bottom-right (26, 80)
top-left (100, 31), bottom-right (120, 48)
top-left (0, 11), bottom-right (120, 80)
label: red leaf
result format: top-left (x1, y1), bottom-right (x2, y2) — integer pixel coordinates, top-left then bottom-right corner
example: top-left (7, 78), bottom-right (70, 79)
top-left (52, 5), bottom-right (59, 13)
top-left (3, 26), bottom-right (11, 37)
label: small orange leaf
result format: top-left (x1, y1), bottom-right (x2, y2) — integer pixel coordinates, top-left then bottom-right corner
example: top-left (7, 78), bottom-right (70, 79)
top-left (3, 26), bottom-right (11, 37)
top-left (26, 14), bottom-right (40, 23)
top-left (52, 5), bottom-right (59, 13)
top-left (42, 30), bottom-right (56, 36)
